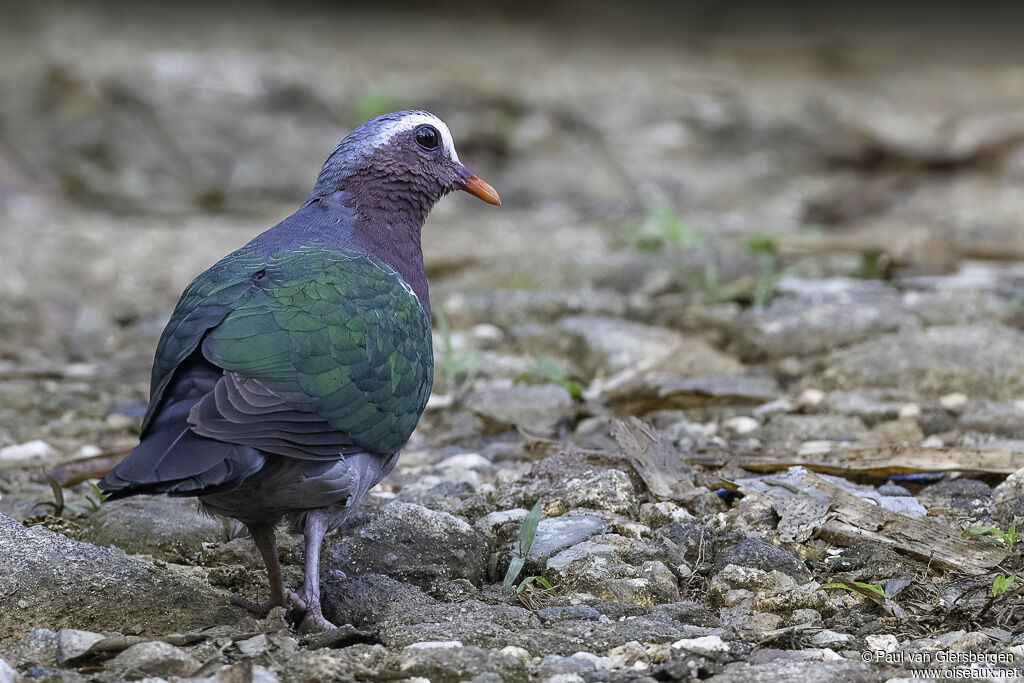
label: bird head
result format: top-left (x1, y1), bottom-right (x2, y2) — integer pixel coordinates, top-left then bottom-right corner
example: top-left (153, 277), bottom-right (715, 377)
top-left (307, 110), bottom-right (500, 221)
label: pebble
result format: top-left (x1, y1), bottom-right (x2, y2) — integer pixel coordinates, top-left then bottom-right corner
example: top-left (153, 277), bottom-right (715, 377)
top-left (528, 515), bottom-right (610, 561)
top-left (921, 435), bottom-right (944, 448)
top-left (754, 398), bottom-right (796, 417)
top-left (672, 635), bottom-right (729, 655)
top-left (0, 440), bottom-right (55, 463)
top-left (940, 392), bottom-right (969, 412)
top-left (109, 641), bottom-right (199, 678)
top-left (723, 416), bottom-right (760, 435)
top-left (0, 658), bottom-right (15, 683)
top-left (236, 633), bottom-right (269, 657)
top-left (866, 633), bottom-right (899, 653)
top-left (898, 403), bottom-right (921, 419)
top-left (405, 641), bottom-right (464, 650)
top-left (798, 440), bottom-right (833, 456)
top-left (798, 388), bottom-right (825, 406)
top-left (56, 629), bottom-right (104, 665)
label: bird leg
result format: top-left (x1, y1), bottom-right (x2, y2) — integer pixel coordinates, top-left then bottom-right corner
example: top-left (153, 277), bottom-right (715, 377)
top-left (298, 510), bottom-right (336, 633)
top-left (232, 523), bottom-right (303, 616)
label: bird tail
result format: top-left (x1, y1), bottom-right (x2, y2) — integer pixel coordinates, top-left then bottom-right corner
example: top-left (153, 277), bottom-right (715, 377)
top-left (100, 367), bottom-right (265, 499)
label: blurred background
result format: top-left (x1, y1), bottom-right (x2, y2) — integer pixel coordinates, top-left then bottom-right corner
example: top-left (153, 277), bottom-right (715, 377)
top-left (4, 0), bottom-right (1024, 455)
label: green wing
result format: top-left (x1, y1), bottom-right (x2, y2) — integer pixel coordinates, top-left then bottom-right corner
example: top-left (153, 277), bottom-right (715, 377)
top-left (147, 244), bottom-right (433, 457)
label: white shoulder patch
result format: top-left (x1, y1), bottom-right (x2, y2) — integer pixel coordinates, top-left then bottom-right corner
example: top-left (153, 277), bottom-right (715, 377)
top-left (369, 112), bottom-right (460, 164)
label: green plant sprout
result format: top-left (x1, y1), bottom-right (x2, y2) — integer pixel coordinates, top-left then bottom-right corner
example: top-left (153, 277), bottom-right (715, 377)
top-left (435, 309), bottom-right (482, 396)
top-left (503, 500), bottom-right (543, 588)
top-left (992, 573), bottom-right (1015, 597)
top-left (35, 473), bottom-right (109, 518)
top-left (965, 519), bottom-right (1019, 550)
top-left (515, 356), bottom-right (584, 400)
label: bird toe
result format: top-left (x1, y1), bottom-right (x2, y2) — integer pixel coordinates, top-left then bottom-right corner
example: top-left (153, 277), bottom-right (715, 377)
top-left (299, 612), bottom-right (337, 634)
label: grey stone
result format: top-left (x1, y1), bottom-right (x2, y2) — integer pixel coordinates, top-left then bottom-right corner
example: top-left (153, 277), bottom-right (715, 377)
top-left (546, 542), bottom-right (680, 608)
top-left (822, 324), bottom-right (1024, 400)
top-left (535, 605), bottom-right (602, 622)
top-left (55, 629), bottom-right (104, 665)
top-left (395, 643), bottom-right (529, 683)
top-left (656, 519), bottom-right (717, 565)
top-left (557, 315), bottom-right (741, 376)
top-left (0, 514), bottom-right (241, 639)
top-left (712, 537), bottom-right (811, 582)
top-left (708, 660), bottom-right (875, 682)
top-left (325, 502), bottom-right (487, 590)
top-left (760, 414), bottom-right (869, 450)
top-left (81, 495), bottom-right (224, 563)
top-left (236, 634), bottom-right (270, 657)
top-left (108, 641), bottom-right (199, 678)
top-left (499, 452), bottom-right (640, 516)
top-left (0, 628), bottom-right (58, 668)
top-left (0, 658), bottom-right (15, 683)
top-left (526, 515), bottom-right (610, 562)
top-left (960, 400), bottom-right (1024, 438)
top-left (917, 478), bottom-right (993, 515)
top-left (467, 382), bottom-right (576, 437)
top-left (733, 287), bottom-right (904, 361)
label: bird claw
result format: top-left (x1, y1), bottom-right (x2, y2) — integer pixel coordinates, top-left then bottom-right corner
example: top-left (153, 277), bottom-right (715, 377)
top-left (298, 612), bottom-right (337, 634)
top-left (231, 590), bottom-right (306, 618)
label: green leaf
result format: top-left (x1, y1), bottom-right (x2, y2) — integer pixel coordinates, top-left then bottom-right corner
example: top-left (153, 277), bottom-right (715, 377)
top-left (966, 524), bottom-right (999, 537)
top-left (44, 473), bottom-right (65, 516)
top-left (746, 233), bottom-right (778, 255)
top-left (993, 573), bottom-right (1015, 597)
top-left (520, 500), bottom-right (543, 558)
top-left (503, 557), bottom-right (525, 588)
top-left (516, 575), bottom-right (555, 595)
top-left (854, 582), bottom-right (886, 598)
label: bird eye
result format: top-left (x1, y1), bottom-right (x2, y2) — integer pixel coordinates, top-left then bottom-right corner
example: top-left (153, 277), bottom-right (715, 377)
top-left (415, 125), bottom-right (440, 151)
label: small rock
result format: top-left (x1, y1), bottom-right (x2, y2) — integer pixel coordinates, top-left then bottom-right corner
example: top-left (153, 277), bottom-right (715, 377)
top-left (325, 502), bottom-right (487, 589)
top-left (404, 640), bottom-right (464, 650)
top-left (536, 605), bottom-right (601, 622)
top-left (941, 392), bottom-right (969, 412)
top-left (0, 440), bottom-right (55, 463)
top-left (798, 389), bottom-right (825, 406)
top-left (807, 630), bottom-right (855, 648)
top-left (467, 382), bottom-right (575, 437)
top-left (921, 435), bottom-right (944, 448)
top-left (672, 635), bottom-right (729, 655)
top-left (865, 634), bottom-right (899, 653)
top-left (0, 514), bottom-right (241, 639)
top-left (109, 641), bottom-right (199, 678)
top-left (639, 502), bottom-right (693, 529)
top-left (527, 515), bottom-right (610, 562)
top-left (81, 496), bottom-right (224, 563)
top-left (723, 416), bottom-right (760, 435)
top-left (236, 634), bottom-right (269, 657)
top-left (754, 398), bottom-right (796, 418)
top-left (899, 403), bottom-right (922, 419)
top-left (790, 609), bottom-right (823, 626)
top-left (55, 629), bottom-right (104, 665)
top-left (0, 658), bottom-right (16, 683)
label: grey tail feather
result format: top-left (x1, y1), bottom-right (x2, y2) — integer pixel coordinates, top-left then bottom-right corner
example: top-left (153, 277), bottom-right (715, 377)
top-left (100, 359), bottom-right (266, 499)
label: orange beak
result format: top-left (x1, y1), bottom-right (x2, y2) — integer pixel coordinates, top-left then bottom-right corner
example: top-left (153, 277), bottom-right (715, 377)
top-left (459, 174), bottom-right (501, 206)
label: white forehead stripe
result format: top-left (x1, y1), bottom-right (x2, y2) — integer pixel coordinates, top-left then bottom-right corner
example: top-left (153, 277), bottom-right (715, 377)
top-left (370, 112), bottom-right (460, 164)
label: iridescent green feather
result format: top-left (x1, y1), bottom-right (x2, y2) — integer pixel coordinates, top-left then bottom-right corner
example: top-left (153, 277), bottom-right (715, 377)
top-left (146, 244), bottom-right (433, 456)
